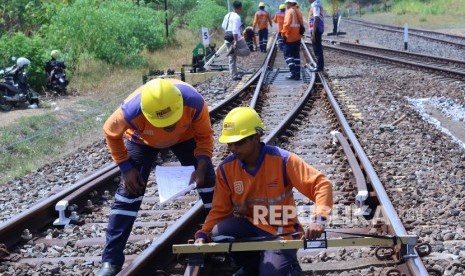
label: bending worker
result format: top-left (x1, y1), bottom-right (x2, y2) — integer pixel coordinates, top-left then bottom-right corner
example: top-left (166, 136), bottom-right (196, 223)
top-left (195, 107), bottom-right (333, 275)
top-left (242, 26), bottom-right (258, 52)
top-left (98, 78), bottom-right (216, 276)
top-left (253, 2), bottom-right (272, 53)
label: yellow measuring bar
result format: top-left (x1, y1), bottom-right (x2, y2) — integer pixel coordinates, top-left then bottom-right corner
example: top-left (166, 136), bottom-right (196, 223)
top-left (173, 235), bottom-right (417, 254)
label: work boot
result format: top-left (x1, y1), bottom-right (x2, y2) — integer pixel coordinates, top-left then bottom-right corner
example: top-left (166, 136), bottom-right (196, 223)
top-left (96, 262), bottom-right (122, 276)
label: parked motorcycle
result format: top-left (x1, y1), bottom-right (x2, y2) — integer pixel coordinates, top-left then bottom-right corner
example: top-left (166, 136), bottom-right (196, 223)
top-left (46, 60), bottom-right (68, 95)
top-left (0, 64), bottom-right (39, 111)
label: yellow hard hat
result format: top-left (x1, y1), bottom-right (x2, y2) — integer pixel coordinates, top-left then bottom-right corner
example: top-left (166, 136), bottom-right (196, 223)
top-left (51, 50), bottom-right (60, 59)
top-left (140, 79), bottom-right (183, 128)
top-left (259, 2), bottom-right (265, 7)
top-left (219, 107), bottom-right (265, 144)
top-left (279, 4), bottom-right (285, 9)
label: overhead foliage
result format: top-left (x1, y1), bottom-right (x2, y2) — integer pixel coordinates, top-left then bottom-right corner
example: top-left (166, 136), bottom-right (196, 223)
top-left (186, 0), bottom-right (226, 32)
top-left (0, 0), bottom-right (65, 35)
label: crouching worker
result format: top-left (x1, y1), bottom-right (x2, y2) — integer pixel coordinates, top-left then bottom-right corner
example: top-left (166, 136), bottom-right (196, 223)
top-left (98, 78), bottom-right (216, 276)
top-left (194, 107), bottom-right (333, 276)
top-left (243, 26), bottom-right (258, 52)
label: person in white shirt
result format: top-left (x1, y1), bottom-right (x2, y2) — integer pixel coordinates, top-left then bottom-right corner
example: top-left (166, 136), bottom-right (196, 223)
top-left (222, 1), bottom-right (251, 81)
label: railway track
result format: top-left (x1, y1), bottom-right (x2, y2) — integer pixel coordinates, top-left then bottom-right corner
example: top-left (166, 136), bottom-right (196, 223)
top-left (0, 34), bottom-right (435, 275)
top-left (321, 40), bottom-right (465, 79)
top-left (343, 17), bottom-right (465, 49)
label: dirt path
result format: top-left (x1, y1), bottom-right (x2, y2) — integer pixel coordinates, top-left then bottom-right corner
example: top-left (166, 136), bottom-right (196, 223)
top-left (0, 95), bottom-right (88, 128)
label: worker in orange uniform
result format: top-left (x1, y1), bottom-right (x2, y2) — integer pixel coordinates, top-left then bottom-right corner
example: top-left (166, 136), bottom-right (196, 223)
top-left (194, 107), bottom-right (333, 276)
top-left (273, 4), bottom-right (286, 51)
top-left (97, 78), bottom-right (216, 276)
top-left (243, 26), bottom-right (258, 52)
top-left (282, 0), bottom-right (305, 80)
top-left (308, 0), bottom-right (325, 72)
top-left (253, 2), bottom-right (272, 53)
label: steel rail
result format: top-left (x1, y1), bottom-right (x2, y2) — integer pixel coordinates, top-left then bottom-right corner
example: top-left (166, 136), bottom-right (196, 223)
top-left (335, 41), bottom-right (465, 66)
top-left (324, 43), bottom-right (465, 78)
top-left (344, 17), bottom-right (465, 49)
top-left (250, 34), bottom-right (278, 108)
top-left (344, 17), bottom-right (465, 41)
top-left (318, 72), bottom-right (430, 276)
top-left (0, 163), bottom-right (116, 249)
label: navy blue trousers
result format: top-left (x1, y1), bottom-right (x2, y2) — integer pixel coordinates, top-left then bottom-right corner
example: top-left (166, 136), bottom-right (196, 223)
top-left (312, 30), bottom-right (324, 70)
top-left (283, 41), bottom-right (301, 78)
top-left (258, 28), bottom-right (268, 52)
top-left (211, 217), bottom-right (302, 276)
top-left (102, 139), bottom-right (216, 266)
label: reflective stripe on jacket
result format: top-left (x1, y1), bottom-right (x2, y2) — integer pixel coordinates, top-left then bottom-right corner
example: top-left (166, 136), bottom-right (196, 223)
top-left (282, 6), bottom-right (304, 43)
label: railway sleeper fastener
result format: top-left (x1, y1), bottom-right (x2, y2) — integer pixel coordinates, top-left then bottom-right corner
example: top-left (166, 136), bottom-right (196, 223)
top-left (415, 242), bottom-right (432, 257)
top-left (53, 200), bottom-right (71, 226)
top-left (375, 246), bottom-right (395, 261)
top-left (384, 268), bottom-right (402, 276)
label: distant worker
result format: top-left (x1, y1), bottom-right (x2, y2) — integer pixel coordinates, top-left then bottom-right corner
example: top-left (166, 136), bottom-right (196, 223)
top-left (222, 0), bottom-right (251, 81)
top-left (282, 0), bottom-right (304, 80)
top-left (97, 78), bottom-right (216, 276)
top-left (194, 107), bottom-right (333, 275)
top-left (242, 26), bottom-right (258, 51)
top-left (45, 50), bottom-right (68, 92)
top-left (253, 2), bottom-right (272, 53)
top-left (273, 4), bottom-right (286, 51)
top-left (308, 0), bottom-right (325, 72)
top-left (3, 57), bottom-right (31, 99)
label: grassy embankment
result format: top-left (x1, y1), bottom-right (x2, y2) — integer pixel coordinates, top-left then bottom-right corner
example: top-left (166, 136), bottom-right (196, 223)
top-left (0, 29), bottom-right (213, 184)
top-left (360, 0), bottom-right (465, 30)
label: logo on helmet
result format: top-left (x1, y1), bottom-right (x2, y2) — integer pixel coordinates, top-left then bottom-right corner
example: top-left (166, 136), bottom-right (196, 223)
top-left (234, 181), bottom-right (244, 194)
top-left (156, 107), bottom-right (172, 118)
top-left (223, 122), bottom-right (235, 130)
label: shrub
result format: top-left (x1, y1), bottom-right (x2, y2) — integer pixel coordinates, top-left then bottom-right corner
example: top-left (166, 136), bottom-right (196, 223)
top-left (186, 0), bottom-right (226, 32)
top-left (0, 32), bottom-right (46, 91)
top-left (41, 0), bottom-right (174, 66)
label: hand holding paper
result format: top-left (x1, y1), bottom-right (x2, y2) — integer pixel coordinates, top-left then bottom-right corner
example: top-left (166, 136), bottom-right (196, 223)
top-left (155, 165), bottom-right (197, 205)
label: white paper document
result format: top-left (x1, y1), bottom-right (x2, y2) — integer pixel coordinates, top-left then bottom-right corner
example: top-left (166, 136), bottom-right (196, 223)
top-left (155, 165), bottom-right (196, 204)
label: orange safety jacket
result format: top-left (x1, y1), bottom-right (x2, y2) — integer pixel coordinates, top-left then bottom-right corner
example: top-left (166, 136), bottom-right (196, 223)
top-left (282, 6), bottom-right (304, 43)
top-left (103, 78), bottom-right (214, 173)
top-left (242, 27), bottom-right (257, 46)
top-left (195, 143), bottom-right (333, 240)
top-left (273, 10), bottom-right (285, 32)
top-left (253, 9), bottom-right (272, 31)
